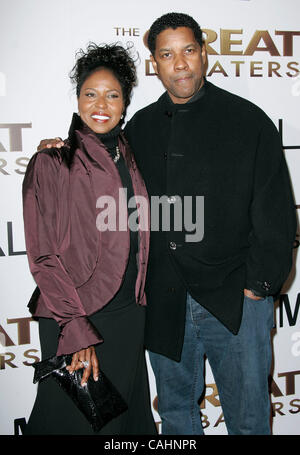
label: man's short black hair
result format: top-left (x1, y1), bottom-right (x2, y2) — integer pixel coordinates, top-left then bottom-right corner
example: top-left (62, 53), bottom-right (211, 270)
top-left (147, 12), bottom-right (203, 56)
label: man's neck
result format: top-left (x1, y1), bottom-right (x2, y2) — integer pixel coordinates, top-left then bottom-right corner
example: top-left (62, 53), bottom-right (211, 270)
top-left (167, 78), bottom-right (206, 106)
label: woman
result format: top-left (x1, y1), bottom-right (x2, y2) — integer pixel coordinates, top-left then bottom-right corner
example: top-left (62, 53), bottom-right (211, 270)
top-left (23, 43), bottom-right (156, 435)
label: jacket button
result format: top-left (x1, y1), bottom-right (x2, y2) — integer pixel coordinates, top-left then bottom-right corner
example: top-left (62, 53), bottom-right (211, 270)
top-left (167, 196), bottom-right (177, 204)
top-left (262, 281), bottom-right (271, 291)
top-left (169, 241), bottom-right (177, 250)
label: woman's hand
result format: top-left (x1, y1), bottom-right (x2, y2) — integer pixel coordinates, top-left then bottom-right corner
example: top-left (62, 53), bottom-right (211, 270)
top-left (66, 346), bottom-right (99, 387)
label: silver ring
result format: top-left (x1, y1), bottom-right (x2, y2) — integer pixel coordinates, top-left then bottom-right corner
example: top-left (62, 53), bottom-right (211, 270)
top-left (81, 360), bottom-right (89, 369)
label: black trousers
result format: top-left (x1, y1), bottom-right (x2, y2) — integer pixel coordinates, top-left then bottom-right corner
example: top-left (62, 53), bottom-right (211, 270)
top-left (24, 302), bottom-right (157, 435)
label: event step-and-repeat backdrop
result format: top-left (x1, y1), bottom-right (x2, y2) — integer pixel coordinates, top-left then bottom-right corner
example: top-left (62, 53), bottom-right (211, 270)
top-left (0, 0), bottom-right (299, 435)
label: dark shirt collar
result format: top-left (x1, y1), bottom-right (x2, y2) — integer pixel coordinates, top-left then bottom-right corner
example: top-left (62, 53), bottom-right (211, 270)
top-left (96, 124), bottom-right (120, 150)
top-left (165, 78), bottom-right (207, 109)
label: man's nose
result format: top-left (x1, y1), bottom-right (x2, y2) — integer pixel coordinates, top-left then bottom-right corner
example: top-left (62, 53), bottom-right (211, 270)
top-left (174, 54), bottom-right (189, 71)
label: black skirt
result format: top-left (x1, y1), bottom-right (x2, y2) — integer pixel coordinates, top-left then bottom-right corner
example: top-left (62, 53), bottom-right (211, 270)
top-left (24, 301), bottom-right (157, 435)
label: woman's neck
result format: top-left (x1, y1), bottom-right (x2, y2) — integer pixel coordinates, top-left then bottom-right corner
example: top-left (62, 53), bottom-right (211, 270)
top-left (96, 124), bottom-right (121, 149)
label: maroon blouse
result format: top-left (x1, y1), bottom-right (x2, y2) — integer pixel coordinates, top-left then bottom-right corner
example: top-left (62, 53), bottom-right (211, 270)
top-left (22, 114), bottom-right (150, 356)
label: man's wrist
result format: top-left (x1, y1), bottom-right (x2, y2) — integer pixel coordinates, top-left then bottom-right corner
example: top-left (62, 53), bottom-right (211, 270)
top-left (244, 288), bottom-right (265, 300)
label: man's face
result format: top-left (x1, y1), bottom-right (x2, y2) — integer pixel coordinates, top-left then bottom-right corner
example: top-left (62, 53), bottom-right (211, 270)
top-left (151, 27), bottom-right (206, 104)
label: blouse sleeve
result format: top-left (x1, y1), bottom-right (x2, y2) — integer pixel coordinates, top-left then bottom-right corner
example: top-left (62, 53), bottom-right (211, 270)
top-left (22, 150), bottom-right (103, 356)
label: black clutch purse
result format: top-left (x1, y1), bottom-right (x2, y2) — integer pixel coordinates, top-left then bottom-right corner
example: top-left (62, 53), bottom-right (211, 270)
top-left (32, 354), bottom-right (128, 432)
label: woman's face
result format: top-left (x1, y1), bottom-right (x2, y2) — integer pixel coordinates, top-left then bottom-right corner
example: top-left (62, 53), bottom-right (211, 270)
top-left (78, 68), bottom-right (124, 134)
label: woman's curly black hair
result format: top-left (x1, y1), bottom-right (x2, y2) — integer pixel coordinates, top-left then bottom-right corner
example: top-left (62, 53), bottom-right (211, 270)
top-left (69, 42), bottom-right (138, 125)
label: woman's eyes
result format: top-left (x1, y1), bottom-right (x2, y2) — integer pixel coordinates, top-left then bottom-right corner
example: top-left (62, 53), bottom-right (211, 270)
top-left (85, 92), bottom-right (119, 99)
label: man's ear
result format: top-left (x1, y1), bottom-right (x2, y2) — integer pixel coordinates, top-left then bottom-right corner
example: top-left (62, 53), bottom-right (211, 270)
top-left (201, 43), bottom-right (207, 66)
top-left (150, 54), bottom-right (158, 75)
top-left (201, 43), bottom-right (208, 76)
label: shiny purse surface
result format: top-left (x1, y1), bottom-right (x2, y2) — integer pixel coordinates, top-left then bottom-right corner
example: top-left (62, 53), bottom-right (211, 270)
top-left (32, 354), bottom-right (128, 432)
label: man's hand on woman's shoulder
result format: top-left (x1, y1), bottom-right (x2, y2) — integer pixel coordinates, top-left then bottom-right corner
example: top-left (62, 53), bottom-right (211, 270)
top-left (37, 137), bottom-right (65, 152)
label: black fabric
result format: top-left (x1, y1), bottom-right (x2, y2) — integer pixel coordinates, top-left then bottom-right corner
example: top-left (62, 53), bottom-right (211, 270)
top-left (24, 304), bottom-right (157, 435)
top-left (124, 80), bottom-right (296, 361)
top-left (96, 130), bottom-right (139, 311)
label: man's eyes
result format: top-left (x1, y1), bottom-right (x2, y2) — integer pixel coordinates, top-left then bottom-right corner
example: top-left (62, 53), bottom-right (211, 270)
top-left (160, 48), bottom-right (195, 59)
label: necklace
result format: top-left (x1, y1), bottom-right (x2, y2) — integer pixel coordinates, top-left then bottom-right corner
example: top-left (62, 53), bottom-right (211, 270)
top-left (113, 145), bottom-right (120, 163)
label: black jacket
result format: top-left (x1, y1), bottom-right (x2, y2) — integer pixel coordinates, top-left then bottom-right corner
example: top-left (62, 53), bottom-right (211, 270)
top-left (125, 81), bottom-right (296, 361)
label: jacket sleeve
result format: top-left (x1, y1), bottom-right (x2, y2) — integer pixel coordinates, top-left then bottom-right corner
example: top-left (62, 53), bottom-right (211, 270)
top-left (22, 150), bottom-right (103, 356)
top-left (245, 115), bottom-right (297, 297)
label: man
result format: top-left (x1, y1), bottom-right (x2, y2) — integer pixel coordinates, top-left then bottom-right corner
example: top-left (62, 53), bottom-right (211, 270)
top-left (124, 12), bottom-right (296, 434)
top-left (38, 12), bottom-right (296, 435)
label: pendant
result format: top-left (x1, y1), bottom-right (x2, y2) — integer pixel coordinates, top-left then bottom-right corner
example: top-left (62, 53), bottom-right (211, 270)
top-left (113, 146), bottom-right (120, 163)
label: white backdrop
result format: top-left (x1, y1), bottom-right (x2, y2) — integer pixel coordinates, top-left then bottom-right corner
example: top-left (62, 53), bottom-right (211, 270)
top-left (0, 0), bottom-right (299, 435)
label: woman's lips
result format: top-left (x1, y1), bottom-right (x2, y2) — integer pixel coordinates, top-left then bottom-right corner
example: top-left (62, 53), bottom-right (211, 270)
top-left (91, 114), bottom-right (110, 123)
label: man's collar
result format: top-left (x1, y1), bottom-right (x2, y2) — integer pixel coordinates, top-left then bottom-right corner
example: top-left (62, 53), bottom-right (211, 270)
top-left (165, 77), bottom-right (207, 108)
